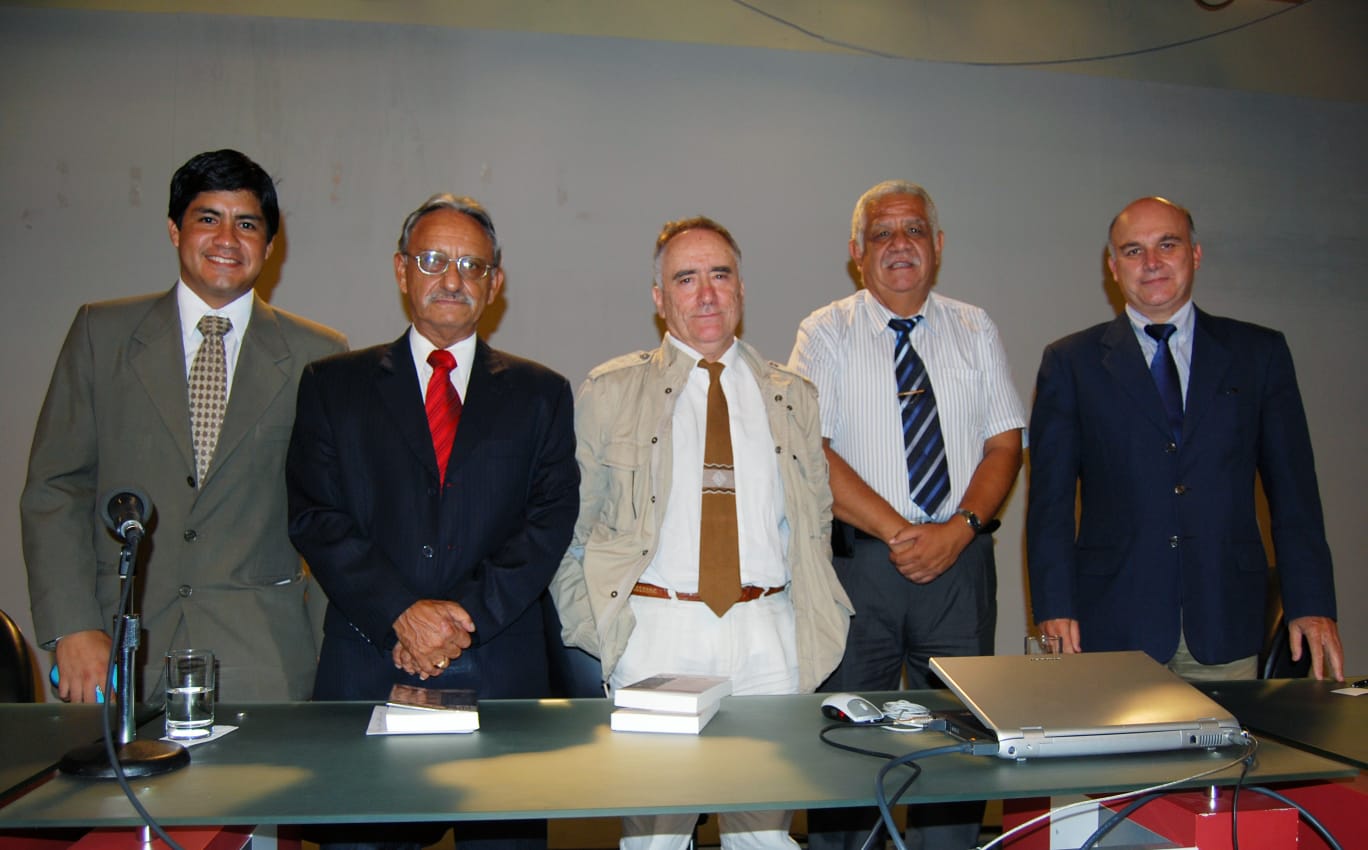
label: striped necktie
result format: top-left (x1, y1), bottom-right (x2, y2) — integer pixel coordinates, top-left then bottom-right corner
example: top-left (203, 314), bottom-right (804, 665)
top-left (426, 349), bottom-right (463, 484)
top-left (889, 317), bottom-right (950, 516)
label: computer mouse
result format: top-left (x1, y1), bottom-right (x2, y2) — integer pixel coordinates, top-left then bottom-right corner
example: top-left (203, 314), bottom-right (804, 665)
top-left (820, 693), bottom-right (884, 724)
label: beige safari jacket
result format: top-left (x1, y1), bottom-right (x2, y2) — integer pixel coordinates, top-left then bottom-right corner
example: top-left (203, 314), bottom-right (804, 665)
top-left (551, 338), bottom-right (853, 692)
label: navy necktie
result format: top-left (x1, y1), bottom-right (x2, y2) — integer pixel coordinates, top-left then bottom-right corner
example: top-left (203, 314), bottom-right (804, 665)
top-left (1145, 323), bottom-right (1183, 444)
top-left (889, 317), bottom-right (951, 516)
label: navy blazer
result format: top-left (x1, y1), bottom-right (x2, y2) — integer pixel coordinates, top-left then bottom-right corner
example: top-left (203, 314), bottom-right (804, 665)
top-left (1026, 308), bottom-right (1336, 665)
top-left (287, 332), bottom-right (579, 699)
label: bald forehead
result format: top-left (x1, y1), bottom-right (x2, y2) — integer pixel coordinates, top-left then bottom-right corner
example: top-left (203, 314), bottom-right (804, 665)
top-left (1109, 198), bottom-right (1195, 244)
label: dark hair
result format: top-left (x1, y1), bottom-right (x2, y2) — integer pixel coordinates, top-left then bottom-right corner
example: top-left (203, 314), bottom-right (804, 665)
top-left (397, 194), bottom-right (501, 266)
top-left (167, 149), bottom-right (280, 241)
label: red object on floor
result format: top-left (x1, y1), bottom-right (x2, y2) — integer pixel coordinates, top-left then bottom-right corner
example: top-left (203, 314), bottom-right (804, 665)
top-left (0, 826), bottom-right (251, 850)
top-left (999, 797), bottom-right (1051, 849)
top-left (1101, 789), bottom-right (1297, 849)
top-left (1278, 772), bottom-right (1368, 850)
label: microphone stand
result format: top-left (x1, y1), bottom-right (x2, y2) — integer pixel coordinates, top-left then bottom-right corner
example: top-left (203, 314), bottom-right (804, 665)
top-left (59, 527), bottom-right (190, 778)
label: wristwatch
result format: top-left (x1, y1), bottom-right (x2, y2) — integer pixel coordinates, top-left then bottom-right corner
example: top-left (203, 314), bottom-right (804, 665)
top-left (955, 509), bottom-right (1000, 536)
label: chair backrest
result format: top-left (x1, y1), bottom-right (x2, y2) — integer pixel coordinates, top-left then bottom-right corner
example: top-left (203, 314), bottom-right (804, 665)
top-left (1260, 612), bottom-right (1311, 679)
top-left (0, 608), bottom-right (39, 702)
top-left (1259, 567), bottom-right (1311, 680)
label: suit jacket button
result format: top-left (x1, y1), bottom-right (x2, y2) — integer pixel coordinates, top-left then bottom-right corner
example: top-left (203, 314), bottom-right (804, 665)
top-left (1165, 442), bottom-right (1178, 453)
top-left (1168, 536), bottom-right (1180, 548)
top-left (421, 545), bottom-right (434, 558)
top-left (1173, 484), bottom-right (1187, 495)
top-left (186, 476), bottom-right (195, 487)
top-left (178, 585), bottom-right (192, 598)
top-left (183, 529), bottom-right (198, 542)
top-left (610, 590), bottom-right (618, 598)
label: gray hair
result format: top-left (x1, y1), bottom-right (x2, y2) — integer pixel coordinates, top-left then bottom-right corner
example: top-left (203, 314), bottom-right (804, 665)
top-left (850, 180), bottom-right (940, 252)
top-left (397, 193), bottom-right (502, 266)
top-left (1107, 197), bottom-right (1197, 259)
top-left (652, 216), bottom-right (742, 287)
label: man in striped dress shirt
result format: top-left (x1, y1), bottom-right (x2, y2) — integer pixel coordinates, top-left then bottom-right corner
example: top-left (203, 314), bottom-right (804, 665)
top-left (789, 180), bottom-right (1025, 850)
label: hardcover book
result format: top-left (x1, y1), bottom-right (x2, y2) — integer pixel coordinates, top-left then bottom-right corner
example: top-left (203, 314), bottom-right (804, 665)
top-left (610, 701), bottom-right (721, 735)
top-left (613, 674), bottom-right (732, 714)
top-left (366, 685), bottom-right (480, 734)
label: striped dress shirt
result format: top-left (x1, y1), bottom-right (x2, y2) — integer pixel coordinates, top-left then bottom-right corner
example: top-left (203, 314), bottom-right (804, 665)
top-left (789, 290), bottom-right (1025, 524)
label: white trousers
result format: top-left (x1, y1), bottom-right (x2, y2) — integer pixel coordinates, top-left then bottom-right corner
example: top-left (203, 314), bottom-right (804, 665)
top-left (613, 591), bottom-right (800, 850)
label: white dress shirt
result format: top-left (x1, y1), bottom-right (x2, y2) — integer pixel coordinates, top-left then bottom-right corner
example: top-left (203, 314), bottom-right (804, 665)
top-left (1126, 300), bottom-right (1195, 405)
top-left (790, 289), bottom-right (1025, 524)
top-left (639, 335), bottom-right (790, 592)
top-left (177, 282), bottom-right (254, 400)
top-left (408, 328), bottom-right (478, 402)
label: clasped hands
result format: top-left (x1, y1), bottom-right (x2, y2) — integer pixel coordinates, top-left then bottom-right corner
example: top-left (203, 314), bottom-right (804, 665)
top-left (886, 519), bottom-right (976, 584)
top-left (391, 599), bottom-right (476, 679)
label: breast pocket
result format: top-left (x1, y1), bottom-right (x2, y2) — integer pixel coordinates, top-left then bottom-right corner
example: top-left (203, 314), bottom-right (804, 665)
top-left (935, 367), bottom-right (985, 434)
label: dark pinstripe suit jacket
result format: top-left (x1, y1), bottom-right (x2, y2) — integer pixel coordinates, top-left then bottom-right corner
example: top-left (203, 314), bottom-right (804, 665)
top-left (287, 331), bottom-right (578, 699)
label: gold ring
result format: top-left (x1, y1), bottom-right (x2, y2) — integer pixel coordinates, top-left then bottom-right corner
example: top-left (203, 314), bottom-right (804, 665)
top-left (436, 659), bottom-right (447, 668)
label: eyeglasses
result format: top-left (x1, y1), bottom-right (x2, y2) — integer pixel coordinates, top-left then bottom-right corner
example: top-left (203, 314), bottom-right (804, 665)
top-left (406, 250), bottom-right (497, 280)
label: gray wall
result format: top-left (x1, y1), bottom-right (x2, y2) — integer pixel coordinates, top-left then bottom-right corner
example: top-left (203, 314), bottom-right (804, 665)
top-left (3, 7), bottom-right (1364, 692)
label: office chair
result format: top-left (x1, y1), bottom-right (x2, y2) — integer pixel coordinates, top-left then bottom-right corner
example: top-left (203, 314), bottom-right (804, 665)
top-left (1, 607), bottom-right (39, 702)
top-left (1258, 566), bottom-right (1311, 679)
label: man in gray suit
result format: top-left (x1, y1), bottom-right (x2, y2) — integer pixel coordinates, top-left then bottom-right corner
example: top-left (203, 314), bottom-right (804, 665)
top-left (22, 149), bottom-right (347, 703)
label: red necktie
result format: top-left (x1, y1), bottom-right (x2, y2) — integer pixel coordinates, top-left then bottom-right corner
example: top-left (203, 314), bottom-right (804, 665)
top-left (426, 349), bottom-right (463, 484)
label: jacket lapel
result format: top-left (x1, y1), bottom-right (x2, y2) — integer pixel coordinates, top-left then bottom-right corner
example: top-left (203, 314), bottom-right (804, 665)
top-left (1182, 307), bottom-right (1232, 443)
top-left (1099, 314), bottom-right (1173, 441)
top-left (208, 296), bottom-right (290, 485)
top-left (129, 289), bottom-right (194, 474)
top-left (445, 339), bottom-right (502, 479)
top-left (376, 331), bottom-right (442, 481)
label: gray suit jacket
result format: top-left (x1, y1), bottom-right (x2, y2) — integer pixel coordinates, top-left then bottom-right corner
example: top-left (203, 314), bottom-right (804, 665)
top-left (22, 288), bottom-right (347, 700)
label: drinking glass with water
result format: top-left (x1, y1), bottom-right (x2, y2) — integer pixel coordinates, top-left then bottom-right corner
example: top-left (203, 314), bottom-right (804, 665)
top-left (165, 649), bottom-right (215, 739)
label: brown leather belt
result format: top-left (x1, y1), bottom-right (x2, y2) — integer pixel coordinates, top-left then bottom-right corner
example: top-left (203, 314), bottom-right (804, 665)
top-left (630, 581), bottom-right (787, 603)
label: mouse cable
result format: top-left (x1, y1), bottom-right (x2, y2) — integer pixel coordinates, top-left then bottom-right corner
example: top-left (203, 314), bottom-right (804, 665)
top-left (874, 742), bottom-right (982, 850)
top-left (978, 732), bottom-right (1258, 850)
top-left (818, 719), bottom-right (907, 761)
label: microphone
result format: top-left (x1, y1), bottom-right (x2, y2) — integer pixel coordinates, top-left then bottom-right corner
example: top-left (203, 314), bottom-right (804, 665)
top-left (102, 488), bottom-right (152, 542)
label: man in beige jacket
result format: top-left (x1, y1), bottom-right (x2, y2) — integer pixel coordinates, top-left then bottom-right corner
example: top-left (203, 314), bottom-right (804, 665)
top-left (553, 216), bottom-right (851, 850)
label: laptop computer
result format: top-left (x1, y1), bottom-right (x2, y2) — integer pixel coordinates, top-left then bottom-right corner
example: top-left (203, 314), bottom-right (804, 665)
top-left (929, 650), bottom-right (1243, 761)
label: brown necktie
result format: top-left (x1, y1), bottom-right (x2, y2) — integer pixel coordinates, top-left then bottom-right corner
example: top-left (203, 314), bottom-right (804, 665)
top-left (426, 349), bottom-right (463, 484)
top-left (189, 315), bottom-right (231, 488)
top-left (698, 360), bottom-right (741, 617)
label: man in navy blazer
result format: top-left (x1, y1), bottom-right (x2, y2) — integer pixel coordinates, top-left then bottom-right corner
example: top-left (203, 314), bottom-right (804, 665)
top-left (1027, 196), bottom-right (1344, 681)
top-left (287, 194), bottom-right (578, 705)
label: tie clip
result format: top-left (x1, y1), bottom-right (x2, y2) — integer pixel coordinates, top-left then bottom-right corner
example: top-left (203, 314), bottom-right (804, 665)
top-left (897, 390), bottom-right (926, 397)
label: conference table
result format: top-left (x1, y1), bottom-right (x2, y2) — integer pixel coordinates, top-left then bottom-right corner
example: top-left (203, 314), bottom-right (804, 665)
top-left (0, 690), bottom-right (1356, 830)
top-left (1197, 677), bottom-right (1368, 770)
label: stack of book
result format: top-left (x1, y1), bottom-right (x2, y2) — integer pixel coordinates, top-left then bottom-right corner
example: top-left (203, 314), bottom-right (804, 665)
top-left (366, 684), bottom-right (480, 735)
top-left (610, 674), bottom-right (732, 734)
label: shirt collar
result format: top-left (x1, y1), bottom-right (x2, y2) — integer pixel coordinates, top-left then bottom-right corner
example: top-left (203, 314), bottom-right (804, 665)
top-left (860, 289), bottom-right (939, 337)
top-left (665, 332), bottom-right (740, 370)
top-left (176, 281), bottom-right (254, 340)
top-left (1126, 299), bottom-right (1195, 341)
top-left (409, 326), bottom-right (478, 370)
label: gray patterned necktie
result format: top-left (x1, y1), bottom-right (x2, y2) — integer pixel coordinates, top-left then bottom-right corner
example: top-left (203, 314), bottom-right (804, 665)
top-left (189, 315), bottom-right (232, 488)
